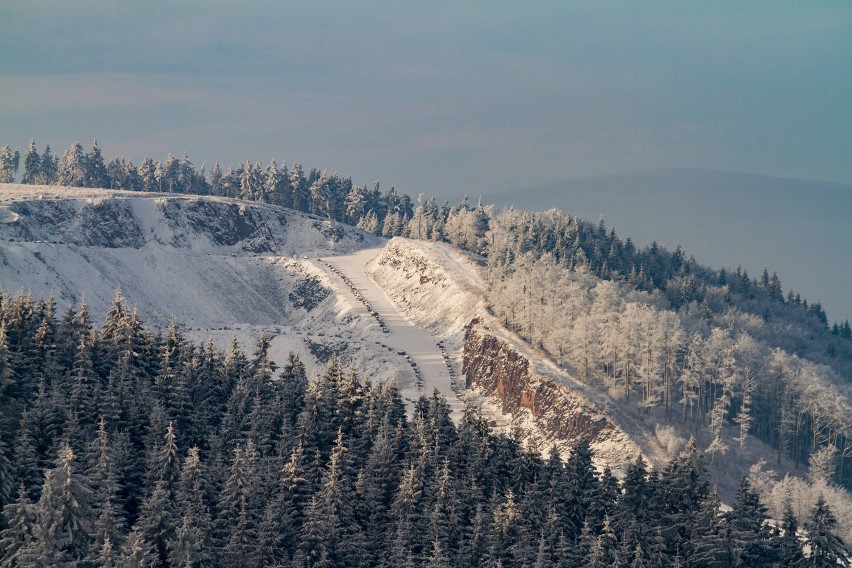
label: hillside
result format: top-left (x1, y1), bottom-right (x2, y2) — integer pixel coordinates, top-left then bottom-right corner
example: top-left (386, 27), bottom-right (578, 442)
top-left (0, 185), bottom-right (409, 386)
top-left (0, 186), bottom-right (648, 470)
top-left (1, 183), bottom-right (851, 544)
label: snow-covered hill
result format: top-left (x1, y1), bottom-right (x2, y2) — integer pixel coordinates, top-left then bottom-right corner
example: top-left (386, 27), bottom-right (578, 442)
top-left (3, 184), bottom-right (850, 542)
top-left (4, 185), bottom-right (849, 500)
top-left (0, 185), bottom-right (649, 469)
top-left (0, 185), bottom-right (404, 383)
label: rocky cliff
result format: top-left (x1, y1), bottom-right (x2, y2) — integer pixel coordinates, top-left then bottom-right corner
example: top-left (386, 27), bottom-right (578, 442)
top-left (463, 320), bottom-right (642, 467)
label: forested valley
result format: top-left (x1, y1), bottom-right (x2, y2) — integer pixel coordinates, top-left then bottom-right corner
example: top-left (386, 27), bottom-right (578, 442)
top-left (0, 292), bottom-right (848, 567)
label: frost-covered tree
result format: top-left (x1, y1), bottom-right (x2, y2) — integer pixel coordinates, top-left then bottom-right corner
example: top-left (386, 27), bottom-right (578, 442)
top-left (805, 496), bottom-right (849, 567)
top-left (58, 142), bottom-right (87, 187)
top-left (0, 146), bottom-right (20, 183)
top-left (39, 145), bottom-right (58, 184)
top-left (85, 140), bottom-right (110, 188)
top-left (31, 447), bottom-right (93, 566)
top-left (21, 140), bottom-right (41, 184)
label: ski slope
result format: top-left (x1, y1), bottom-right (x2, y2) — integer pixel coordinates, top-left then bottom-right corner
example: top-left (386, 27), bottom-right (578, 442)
top-left (320, 248), bottom-right (464, 419)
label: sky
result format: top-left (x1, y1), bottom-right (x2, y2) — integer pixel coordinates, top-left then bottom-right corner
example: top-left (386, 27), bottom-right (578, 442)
top-left (1, 2), bottom-right (851, 317)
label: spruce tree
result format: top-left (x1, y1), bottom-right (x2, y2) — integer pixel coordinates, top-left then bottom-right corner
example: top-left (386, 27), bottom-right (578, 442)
top-left (58, 142), bottom-right (87, 187)
top-left (776, 504), bottom-right (805, 567)
top-left (725, 477), bottom-right (774, 567)
top-left (85, 140), bottom-right (110, 188)
top-left (117, 528), bottom-right (157, 568)
top-left (805, 496), bottom-right (849, 568)
top-left (21, 140), bottom-right (41, 185)
top-left (40, 145), bottom-right (58, 184)
top-left (0, 484), bottom-right (36, 566)
top-left (169, 447), bottom-right (214, 568)
top-left (0, 146), bottom-right (19, 183)
top-left (386, 464), bottom-right (425, 566)
top-left (31, 447), bottom-right (93, 566)
top-left (136, 424), bottom-right (181, 567)
top-left (87, 418), bottom-right (127, 553)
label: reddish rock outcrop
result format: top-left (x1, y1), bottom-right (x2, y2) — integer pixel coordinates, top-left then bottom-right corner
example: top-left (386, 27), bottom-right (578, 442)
top-left (464, 322), bottom-right (616, 446)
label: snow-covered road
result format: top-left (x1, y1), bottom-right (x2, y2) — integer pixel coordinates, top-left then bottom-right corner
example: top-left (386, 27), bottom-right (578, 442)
top-left (320, 248), bottom-right (464, 420)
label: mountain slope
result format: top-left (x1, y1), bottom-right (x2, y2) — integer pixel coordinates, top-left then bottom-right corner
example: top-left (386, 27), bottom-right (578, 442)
top-left (2, 184), bottom-right (850, 539)
top-left (0, 185), bottom-right (406, 384)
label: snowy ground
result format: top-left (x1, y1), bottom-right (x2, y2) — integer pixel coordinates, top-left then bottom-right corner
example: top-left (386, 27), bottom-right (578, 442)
top-left (319, 248), bottom-right (465, 419)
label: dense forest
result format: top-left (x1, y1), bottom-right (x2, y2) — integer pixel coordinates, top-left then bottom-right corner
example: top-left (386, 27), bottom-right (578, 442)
top-left (0, 291), bottom-right (849, 567)
top-left (2, 140), bottom-right (851, 488)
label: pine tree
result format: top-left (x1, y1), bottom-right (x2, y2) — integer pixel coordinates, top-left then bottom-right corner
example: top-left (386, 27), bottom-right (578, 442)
top-left (65, 335), bottom-right (100, 448)
top-left (0, 484), bottom-right (37, 566)
top-left (358, 423), bottom-right (400, 564)
top-left (298, 430), bottom-right (355, 567)
top-left (776, 504), bottom-right (805, 568)
top-left (40, 145), bottom-right (58, 184)
top-left (216, 442), bottom-right (260, 564)
top-left (562, 439), bottom-right (598, 541)
top-left (805, 496), bottom-right (849, 568)
top-left (58, 142), bottom-right (87, 187)
top-left (117, 528), bottom-right (157, 568)
top-left (135, 480), bottom-right (174, 568)
top-left (168, 447), bottom-right (214, 568)
top-left (0, 415), bottom-right (13, 511)
top-left (85, 140), bottom-right (110, 188)
top-left (258, 442), bottom-right (310, 565)
top-left (88, 535), bottom-right (119, 567)
top-left (424, 538), bottom-right (452, 568)
top-left (136, 423), bottom-right (181, 568)
top-left (725, 477), bottom-right (773, 567)
top-left (386, 464), bottom-right (425, 566)
top-left (147, 422), bottom-right (181, 497)
top-left (490, 489), bottom-right (529, 566)
top-left (685, 489), bottom-right (729, 568)
top-left (618, 455), bottom-right (650, 527)
top-left (585, 515), bottom-right (616, 568)
top-left (22, 140), bottom-right (41, 184)
top-left (87, 418), bottom-right (127, 553)
top-left (0, 146), bottom-right (19, 183)
top-left (31, 447), bottom-right (93, 566)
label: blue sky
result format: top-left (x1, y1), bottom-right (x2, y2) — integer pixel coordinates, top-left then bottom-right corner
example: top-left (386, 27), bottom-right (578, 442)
top-left (2, 2), bottom-right (851, 320)
top-left (2, 2), bottom-right (850, 193)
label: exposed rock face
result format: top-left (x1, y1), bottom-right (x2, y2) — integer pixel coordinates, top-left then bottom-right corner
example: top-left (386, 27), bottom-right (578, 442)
top-left (2, 194), bottom-right (368, 255)
top-left (9, 198), bottom-right (145, 248)
top-left (464, 321), bottom-right (637, 463)
top-left (365, 237), bottom-right (641, 466)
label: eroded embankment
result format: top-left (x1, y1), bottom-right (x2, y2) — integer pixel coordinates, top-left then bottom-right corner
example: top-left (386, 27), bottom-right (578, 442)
top-left (463, 320), bottom-right (641, 468)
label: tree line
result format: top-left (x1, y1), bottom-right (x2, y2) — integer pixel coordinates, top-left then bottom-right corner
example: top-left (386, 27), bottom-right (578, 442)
top-left (0, 290), bottom-right (848, 567)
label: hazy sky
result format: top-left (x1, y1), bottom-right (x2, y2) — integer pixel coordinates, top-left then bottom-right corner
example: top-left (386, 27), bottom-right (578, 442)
top-left (1, 2), bottom-right (850, 319)
top-left (2, 2), bottom-right (851, 195)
